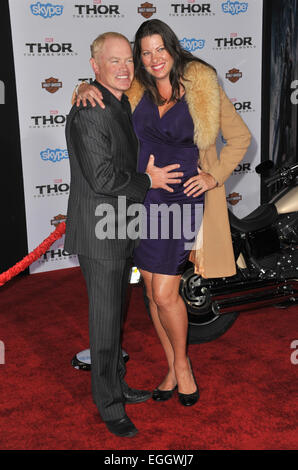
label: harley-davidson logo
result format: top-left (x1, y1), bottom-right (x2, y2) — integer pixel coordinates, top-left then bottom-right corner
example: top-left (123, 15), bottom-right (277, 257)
top-left (51, 214), bottom-right (67, 226)
top-left (42, 77), bottom-right (63, 94)
top-left (227, 192), bottom-right (242, 206)
top-left (225, 68), bottom-right (242, 83)
top-left (138, 2), bottom-right (156, 18)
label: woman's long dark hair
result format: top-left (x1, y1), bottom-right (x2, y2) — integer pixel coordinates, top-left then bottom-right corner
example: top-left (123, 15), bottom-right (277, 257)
top-left (133, 19), bottom-right (215, 105)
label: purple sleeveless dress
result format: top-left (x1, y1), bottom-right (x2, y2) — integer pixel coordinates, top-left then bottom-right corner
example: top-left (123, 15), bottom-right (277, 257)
top-left (132, 93), bottom-right (204, 275)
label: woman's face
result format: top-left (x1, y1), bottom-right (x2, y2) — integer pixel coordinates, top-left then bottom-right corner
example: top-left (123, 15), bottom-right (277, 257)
top-left (140, 34), bottom-right (174, 82)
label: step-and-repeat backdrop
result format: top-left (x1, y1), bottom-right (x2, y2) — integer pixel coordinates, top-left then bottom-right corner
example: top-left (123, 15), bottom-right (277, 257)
top-left (8, 0), bottom-right (263, 274)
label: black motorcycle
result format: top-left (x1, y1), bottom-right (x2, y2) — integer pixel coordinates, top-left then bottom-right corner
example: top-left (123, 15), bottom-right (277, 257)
top-left (181, 160), bottom-right (298, 344)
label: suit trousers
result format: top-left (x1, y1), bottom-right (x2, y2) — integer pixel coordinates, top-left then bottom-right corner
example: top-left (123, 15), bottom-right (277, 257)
top-left (78, 254), bottom-right (133, 421)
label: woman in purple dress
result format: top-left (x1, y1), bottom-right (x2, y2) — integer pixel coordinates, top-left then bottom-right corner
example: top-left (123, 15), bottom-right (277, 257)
top-left (128, 20), bottom-right (216, 405)
top-left (129, 23), bottom-right (210, 406)
top-left (75, 20), bottom-right (251, 407)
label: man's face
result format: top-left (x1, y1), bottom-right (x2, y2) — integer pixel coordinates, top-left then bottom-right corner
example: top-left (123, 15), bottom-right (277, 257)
top-left (91, 37), bottom-right (134, 100)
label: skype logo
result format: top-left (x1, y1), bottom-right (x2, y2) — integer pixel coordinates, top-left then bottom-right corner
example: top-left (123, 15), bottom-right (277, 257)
top-left (30, 2), bottom-right (64, 18)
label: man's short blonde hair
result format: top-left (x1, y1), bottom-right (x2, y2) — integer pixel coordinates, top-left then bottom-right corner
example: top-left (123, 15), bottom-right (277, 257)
top-left (90, 32), bottom-right (130, 60)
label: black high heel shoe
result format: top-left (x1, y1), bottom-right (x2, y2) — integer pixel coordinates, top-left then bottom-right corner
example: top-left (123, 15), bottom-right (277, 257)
top-left (178, 387), bottom-right (199, 406)
top-left (152, 385), bottom-right (177, 402)
top-left (178, 360), bottom-right (199, 407)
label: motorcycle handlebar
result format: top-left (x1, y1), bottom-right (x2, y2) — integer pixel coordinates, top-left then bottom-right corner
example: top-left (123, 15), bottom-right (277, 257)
top-left (264, 173), bottom-right (282, 185)
top-left (263, 163), bottom-right (298, 186)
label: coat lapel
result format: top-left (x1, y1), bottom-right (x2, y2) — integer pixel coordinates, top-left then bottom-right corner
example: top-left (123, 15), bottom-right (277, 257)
top-left (182, 62), bottom-right (220, 150)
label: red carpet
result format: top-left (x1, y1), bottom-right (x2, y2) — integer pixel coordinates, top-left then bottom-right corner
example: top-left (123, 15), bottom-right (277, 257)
top-left (0, 267), bottom-right (297, 450)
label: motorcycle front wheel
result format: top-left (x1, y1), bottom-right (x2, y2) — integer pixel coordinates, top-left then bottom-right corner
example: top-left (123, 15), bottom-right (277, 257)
top-left (180, 266), bottom-right (239, 344)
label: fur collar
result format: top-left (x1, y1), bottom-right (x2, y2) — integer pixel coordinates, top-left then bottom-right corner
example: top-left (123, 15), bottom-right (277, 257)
top-left (125, 61), bottom-right (220, 150)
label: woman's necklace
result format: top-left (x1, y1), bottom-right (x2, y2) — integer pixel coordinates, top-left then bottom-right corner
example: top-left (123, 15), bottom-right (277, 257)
top-left (158, 99), bottom-right (177, 118)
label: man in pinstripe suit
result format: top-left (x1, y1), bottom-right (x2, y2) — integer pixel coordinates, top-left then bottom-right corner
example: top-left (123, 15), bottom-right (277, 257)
top-left (65, 33), bottom-right (183, 437)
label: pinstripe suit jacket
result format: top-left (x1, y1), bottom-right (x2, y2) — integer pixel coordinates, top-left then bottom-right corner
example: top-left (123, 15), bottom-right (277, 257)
top-left (64, 81), bottom-right (150, 260)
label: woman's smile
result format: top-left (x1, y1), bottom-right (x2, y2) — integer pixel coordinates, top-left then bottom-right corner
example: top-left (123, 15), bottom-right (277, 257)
top-left (141, 34), bottom-right (174, 81)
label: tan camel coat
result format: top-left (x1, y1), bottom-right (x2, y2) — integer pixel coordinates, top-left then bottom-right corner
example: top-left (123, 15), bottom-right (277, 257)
top-left (125, 61), bottom-right (251, 278)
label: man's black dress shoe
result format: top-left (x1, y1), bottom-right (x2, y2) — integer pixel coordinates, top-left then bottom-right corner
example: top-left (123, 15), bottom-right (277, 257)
top-left (123, 387), bottom-right (152, 404)
top-left (152, 385), bottom-right (177, 401)
top-left (105, 414), bottom-right (138, 438)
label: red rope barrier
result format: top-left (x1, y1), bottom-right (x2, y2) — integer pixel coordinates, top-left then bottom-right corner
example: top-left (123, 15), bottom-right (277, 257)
top-left (0, 222), bottom-right (66, 287)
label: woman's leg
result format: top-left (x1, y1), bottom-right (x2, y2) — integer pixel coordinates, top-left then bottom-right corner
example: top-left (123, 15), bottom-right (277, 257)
top-left (151, 273), bottom-right (196, 395)
top-left (140, 269), bottom-right (177, 391)
top-left (141, 269), bottom-right (196, 394)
